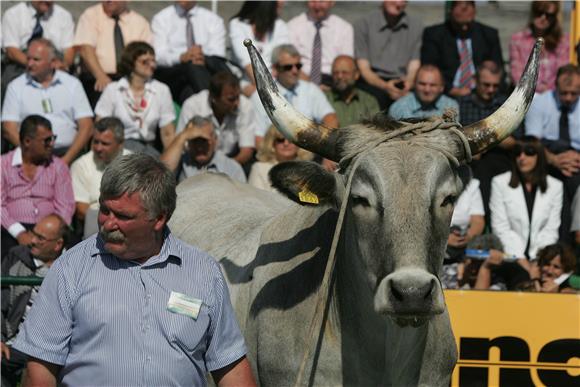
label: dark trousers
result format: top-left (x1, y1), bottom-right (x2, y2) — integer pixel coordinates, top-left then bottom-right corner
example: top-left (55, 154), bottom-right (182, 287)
top-left (1, 224), bottom-right (34, 261)
top-left (356, 76), bottom-right (396, 112)
top-left (1, 346), bottom-right (28, 387)
top-left (155, 56), bottom-right (230, 105)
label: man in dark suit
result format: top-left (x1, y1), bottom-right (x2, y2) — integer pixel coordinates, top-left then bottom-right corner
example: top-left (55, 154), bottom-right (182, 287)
top-left (420, 1), bottom-right (503, 99)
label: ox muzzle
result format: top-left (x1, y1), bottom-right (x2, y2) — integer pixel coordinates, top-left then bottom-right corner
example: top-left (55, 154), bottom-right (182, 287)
top-left (374, 268), bottom-right (445, 327)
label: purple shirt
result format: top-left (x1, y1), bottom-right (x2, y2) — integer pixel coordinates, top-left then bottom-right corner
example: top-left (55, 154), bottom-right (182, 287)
top-left (1, 148), bottom-right (75, 233)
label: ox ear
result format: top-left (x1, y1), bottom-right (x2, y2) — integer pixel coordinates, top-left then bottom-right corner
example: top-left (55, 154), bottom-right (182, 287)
top-left (269, 161), bottom-right (340, 206)
top-left (456, 164), bottom-right (472, 193)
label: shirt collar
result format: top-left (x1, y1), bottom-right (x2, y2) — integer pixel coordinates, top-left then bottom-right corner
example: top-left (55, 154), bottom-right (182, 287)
top-left (118, 77), bottom-right (156, 93)
top-left (412, 93), bottom-right (442, 112)
top-left (175, 3), bottom-right (197, 17)
top-left (26, 70), bottom-right (62, 88)
top-left (553, 90), bottom-right (579, 111)
top-left (11, 147), bottom-right (23, 167)
top-left (330, 88), bottom-right (360, 103)
top-left (379, 11), bottom-right (408, 32)
top-left (27, 2), bottom-right (53, 20)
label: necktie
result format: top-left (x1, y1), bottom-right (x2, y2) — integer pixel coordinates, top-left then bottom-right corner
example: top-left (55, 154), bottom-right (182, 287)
top-left (186, 12), bottom-right (195, 48)
top-left (559, 105), bottom-right (570, 146)
top-left (458, 39), bottom-right (475, 89)
top-left (28, 13), bottom-right (43, 44)
top-left (113, 15), bottom-right (124, 68)
top-left (310, 21), bottom-right (322, 85)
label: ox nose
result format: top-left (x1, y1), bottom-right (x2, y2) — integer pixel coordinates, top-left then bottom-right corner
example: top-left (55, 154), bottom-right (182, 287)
top-left (390, 277), bottom-right (434, 304)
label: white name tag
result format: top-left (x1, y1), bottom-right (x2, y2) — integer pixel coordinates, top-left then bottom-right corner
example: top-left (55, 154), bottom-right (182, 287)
top-left (167, 291), bottom-right (203, 320)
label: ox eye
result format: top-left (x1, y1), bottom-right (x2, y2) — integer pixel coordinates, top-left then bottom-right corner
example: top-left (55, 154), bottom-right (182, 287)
top-left (441, 195), bottom-right (457, 207)
top-left (351, 195), bottom-right (370, 208)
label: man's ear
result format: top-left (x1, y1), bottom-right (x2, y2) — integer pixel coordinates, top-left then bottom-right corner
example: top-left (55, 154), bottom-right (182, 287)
top-left (269, 161), bottom-right (344, 208)
top-left (153, 214), bottom-right (167, 232)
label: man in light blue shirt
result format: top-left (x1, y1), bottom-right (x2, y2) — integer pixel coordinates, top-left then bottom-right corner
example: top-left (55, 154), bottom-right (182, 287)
top-left (13, 154), bottom-right (256, 386)
top-left (388, 64), bottom-right (459, 121)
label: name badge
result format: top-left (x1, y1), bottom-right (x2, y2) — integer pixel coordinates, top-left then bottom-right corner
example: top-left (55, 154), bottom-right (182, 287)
top-left (41, 98), bottom-right (53, 114)
top-left (167, 291), bottom-right (203, 320)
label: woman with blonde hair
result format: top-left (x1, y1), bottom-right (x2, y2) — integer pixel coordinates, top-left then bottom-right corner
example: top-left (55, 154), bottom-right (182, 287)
top-left (510, 1), bottom-right (569, 92)
top-left (248, 126), bottom-right (312, 192)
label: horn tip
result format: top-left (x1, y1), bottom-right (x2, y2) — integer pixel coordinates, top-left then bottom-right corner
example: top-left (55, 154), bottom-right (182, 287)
top-left (243, 39), bottom-right (253, 47)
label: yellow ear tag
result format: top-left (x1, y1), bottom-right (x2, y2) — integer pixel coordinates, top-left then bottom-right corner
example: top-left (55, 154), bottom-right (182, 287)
top-left (298, 189), bottom-right (319, 204)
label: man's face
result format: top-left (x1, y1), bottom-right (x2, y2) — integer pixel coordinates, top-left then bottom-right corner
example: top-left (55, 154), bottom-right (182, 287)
top-left (451, 1), bottom-right (475, 35)
top-left (27, 41), bottom-right (55, 81)
top-left (30, 217), bottom-right (62, 261)
top-left (414, 69), bottom-right (444, 105)
top-left (383, 0), bottom-right (406, 17)
top-left (475, 69), bottom-right (501, 102)
top-left (31, 1), bottom-right (53, 15)
top-left (274, 52), bottom-right (301, 89)
top-left (176, 1), bottom-right (196, 11)
top-left (92, 129), bottom-right (123, 165)
top-left (24, 125), bottom-right (55, 161)
top-left (557, 74), bottom-right (580, 107)
top-left (102, 1), bottom-right (127, 17)
top-left (307, 0), bottom-right (334, 21)
top-left (98, 192), bottom-right (166, 262)
top-left (213, 84), bottom-right (240, 116)
top-left (331, 57), bottom-right (358, 93)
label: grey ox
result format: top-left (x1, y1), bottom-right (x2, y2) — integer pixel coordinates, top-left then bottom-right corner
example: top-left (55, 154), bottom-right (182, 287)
top-left (169, 38), bottom-right (543, 386)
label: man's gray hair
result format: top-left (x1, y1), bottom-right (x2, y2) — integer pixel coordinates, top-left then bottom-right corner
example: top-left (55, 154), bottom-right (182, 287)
top-left (271, 44), bottom-right (300, 65)
top-left (187, 115), bottom-right (214, 129)
top-left (27, 37), bottom-right (57, 60)
top-left (100, 154), bottom-right (177, 220)
top-left (95, 117), bottom-right (125, 143)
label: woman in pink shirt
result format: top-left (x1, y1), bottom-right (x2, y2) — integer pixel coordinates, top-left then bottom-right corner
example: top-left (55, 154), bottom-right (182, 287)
top-left (510, 1), bottom-right (569, 93)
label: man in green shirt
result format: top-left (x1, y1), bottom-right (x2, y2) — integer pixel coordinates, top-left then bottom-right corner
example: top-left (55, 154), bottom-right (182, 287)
top-left (324, 55), bottom-right (380, 127)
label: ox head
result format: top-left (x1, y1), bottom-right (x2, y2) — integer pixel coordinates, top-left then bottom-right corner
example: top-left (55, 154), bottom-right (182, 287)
top-left (245, 39), bottom-right (542, 325)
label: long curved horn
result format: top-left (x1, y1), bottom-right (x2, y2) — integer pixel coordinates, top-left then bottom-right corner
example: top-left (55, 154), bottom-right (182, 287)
top-left (461, 38), bottom-right (543, 156)
top-left (244, 39), bottom-right (339, 161)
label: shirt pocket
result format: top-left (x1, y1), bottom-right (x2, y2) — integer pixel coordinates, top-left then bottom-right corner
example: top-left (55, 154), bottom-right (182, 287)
top-left (166, 306), bottom-right (210, 355)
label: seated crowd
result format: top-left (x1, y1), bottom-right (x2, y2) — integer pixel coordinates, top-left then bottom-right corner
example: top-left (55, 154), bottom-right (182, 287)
top-left (1, 0), bottom-right (579, 377)
top-left (2, 0), bottom-right (579, 382)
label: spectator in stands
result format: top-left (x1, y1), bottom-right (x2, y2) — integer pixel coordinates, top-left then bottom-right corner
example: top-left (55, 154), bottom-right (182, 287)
top-left (528, 243), bottom-right (577, 293)
top-left (161, 116), bottom-right (246, 183)
top-left (248, 126), bottom-right (312, 192)
top-left (229, 1), bottom-right (290, 96)
top-left (354, 0), bottom-right (422, 110)
top-left (152, 1), bottom-right (229, 104)
top-left (177, 71), bottom-right (256, 166)
top-left (11, 153), bottom-right (255, 386)
top-left (388, 64), bottom-right (459, 120)
top-left (94, 41), bottom-right (175, 156)
top-left (74, 1), bottom-right (152, 107)
top-left (421, 1), bottom-right (504, 98)
top-left (1, 214), bottom-right (67, 387)
top-left (525, 64), bottom-right (580, 240)
top-left (70, 117), bottom-right (131, 236)
top-left (1, 1), bottom-right (75, 99)
top-left (441, 176), bottom-right (485, 289)
top-left (459, 61), bottom-right (511, 222)
top-left (287, 1), bottom-right (354, 88)
top-left (490, 137), bottom-right (562, 272)
top-left (1, 38), bottom-right (94, 165)
top-left (324, 55), bottom-right (380, 127)
top-left (510, 1), bottom-right (569, 93)
top-left (1, 115), bottom-right (74, 259)
top-left (252, 44), bottom-right (338, 143)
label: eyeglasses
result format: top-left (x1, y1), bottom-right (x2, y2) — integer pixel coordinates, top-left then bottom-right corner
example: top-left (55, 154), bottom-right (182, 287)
top-left (136, 58), bottom-right (156, 66)
top-left (274, 137), bottom-right (289, 145)
top-left (513, 144), bottom-right (538, 157)
top-left (39, 135), bottom-right (57, 146)
top-left (31, 229), bottom-right (61, 243)
top-left (277, 63), bottom-right (303, 72)
top-left (534, 10), bottom-right (556, 20)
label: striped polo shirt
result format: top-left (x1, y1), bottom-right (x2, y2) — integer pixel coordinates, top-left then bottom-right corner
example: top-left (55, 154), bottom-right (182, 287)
top-left (13, 230), bottom-right (247, 386)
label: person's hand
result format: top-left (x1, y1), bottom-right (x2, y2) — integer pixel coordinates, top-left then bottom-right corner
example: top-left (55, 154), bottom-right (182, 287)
top-left (449, 86), bottom-right (471, 98)
top-left (529, 262), bottom-right (541, 281)
top-left (94, 74), bottom-right (112, 92)
top-left (54, 58), bottom-right (68, 72)
top-left (16, 231), bottom-right (33, 246)
top-left (242, 83), bottom-right (256, 97)
top-left (383, 79), bottom-right (406, 101)
top-left (1, 342), bottom-right (11, 360)
top-left (447, 230), bottom-right (466, 248)
top-left (180, 51), bottom-right (195, 63)
top-left (318, 84), bottom-right (331, 93)
top-left (189, 45), bottom-right (205, 65)
top-left (517, 258), bottom-right (532, 274)
top-left (552, 150), bottom-right (580, 177)
top-left (540, 278), bottom-right (560, 293)
top-left (322, 158), bottom-right (337, 172)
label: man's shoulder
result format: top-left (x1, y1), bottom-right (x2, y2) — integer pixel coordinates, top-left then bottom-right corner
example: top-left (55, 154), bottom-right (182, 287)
top-left (529, 91), bottom-right (557, 114)
top-left (356, 88), bottom-right (379, 104)
top-left (7, 73), bottom-right (29, 90)
top-left (193, 4), bottom-right (224, 22)
top-left (54, 70), bottom-right (83, 87)
top-left (182, 90), bottom-right (210, 111)
top-left (327, 14), bottom-right (352, 28)
top-left (423, 22), bottom-right (446, 35)
top-left (3, 245), bottom-right (34, 272)
top-left (78, 3), bottom-right (102, 19)
top-left (152, 4), bottom-right (175, 21)
top-left (287, 12), bottom-right (307, 29)
top-left (166, 232), bottom-right (221, 272)
top-left (70, 151), bottom-right (96, 172)
top-left (439, 94), bottom-right (459, 107)
top-left (126, 8), bottom-right (150, 24)
top-left (3, 2), bottom-right (27, 17)
top-left (52, 4), bottom-right (74, 19)
top-left (473, 21), bottom-right (499, 36)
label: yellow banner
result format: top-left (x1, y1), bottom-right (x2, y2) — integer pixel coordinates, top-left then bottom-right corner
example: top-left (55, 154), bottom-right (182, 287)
top-left (445, 290), bottom-right (580, 387)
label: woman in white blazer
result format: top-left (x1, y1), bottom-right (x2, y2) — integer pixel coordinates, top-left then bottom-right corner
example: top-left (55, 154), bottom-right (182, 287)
top-left (490, 137), bottom-right (563, 267)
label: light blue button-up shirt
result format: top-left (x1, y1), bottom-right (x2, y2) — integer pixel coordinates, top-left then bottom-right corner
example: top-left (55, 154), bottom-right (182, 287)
top-left (13, 230), bottom-right (247, 386)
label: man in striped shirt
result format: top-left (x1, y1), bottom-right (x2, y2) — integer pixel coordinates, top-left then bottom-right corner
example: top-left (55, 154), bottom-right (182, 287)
top-left (12, 154), bottom-right (256, 386)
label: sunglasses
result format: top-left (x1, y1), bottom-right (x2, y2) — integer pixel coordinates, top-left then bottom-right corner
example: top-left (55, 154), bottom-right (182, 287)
top-left (277, 63), bottom-right (303, 72)
top-left (40, 134), bottom-right (57, 146)
top-left (513, 144), bottom-right (538, 157)
top-left (274, 137), bottom-right (289, 145)
top-left (534, 10), bottom-right (556, 20)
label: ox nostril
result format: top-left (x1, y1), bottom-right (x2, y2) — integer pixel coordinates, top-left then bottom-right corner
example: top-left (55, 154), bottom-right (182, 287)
top-left (390, 280), bottom-right (404, 301)
top-left (423, 279), bottom-right (435, 300)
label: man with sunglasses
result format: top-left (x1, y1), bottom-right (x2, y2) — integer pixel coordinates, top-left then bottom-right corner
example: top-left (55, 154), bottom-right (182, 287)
top-left (1, 115), bottom-right (75, 259)
top-left (1, 214), bottom-right (67, 387)
top-left (252, 44), bottom-right (337, 148)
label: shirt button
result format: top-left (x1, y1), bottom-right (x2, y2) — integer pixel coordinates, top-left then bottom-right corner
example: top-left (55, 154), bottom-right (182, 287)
top-left (146, 356), bottom-right (151, 362)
